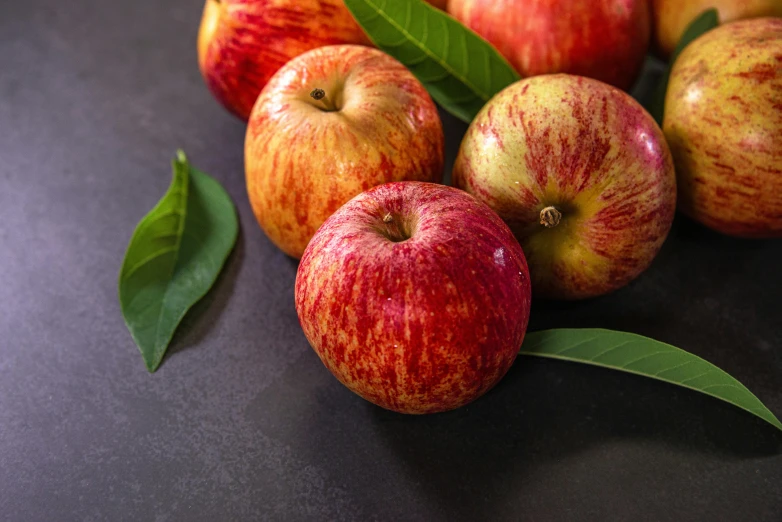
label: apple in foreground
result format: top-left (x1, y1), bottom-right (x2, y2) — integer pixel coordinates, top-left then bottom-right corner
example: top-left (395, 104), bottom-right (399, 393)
top-left (453, 74), bottom-right (677, 300)
top-left (447, 0), bottom-right (651, 91)
top-left (652, 0), bottom-right (782, 58)
top-left (245, 45), bottom-right (444, 259)
top-left (295, 182), bottom-right (532, 414)
top-left (663, 18), bottom-right (782, 238)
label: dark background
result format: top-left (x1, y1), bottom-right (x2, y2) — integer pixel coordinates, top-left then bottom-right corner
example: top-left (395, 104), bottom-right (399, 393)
top-left (1, 1), bottom-right (780, 521)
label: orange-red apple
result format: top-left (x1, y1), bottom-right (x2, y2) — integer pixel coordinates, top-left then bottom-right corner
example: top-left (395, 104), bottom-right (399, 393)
top-left (198, 0), bottom-right (370, 121)
top-left (453, 74), bottom-right (677, 300)
top-left (447, 0), bottom-right (651, 91)
top-left (663, 18), bottom-right (782, 238)
top-left (652, 0), bottom-right (782, 58)
top-left (198, 0), bottom-right (447, 120)
top-left (295, 182), bottom-right (532, 414)
top-left (245, 45), bottom-right (444, 259)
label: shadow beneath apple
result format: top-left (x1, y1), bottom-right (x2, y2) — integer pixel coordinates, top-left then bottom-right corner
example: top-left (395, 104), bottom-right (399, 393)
top-left (163, 227), bottom-right (246, 364)
top-left (366, 354), bottom-right (781, 520)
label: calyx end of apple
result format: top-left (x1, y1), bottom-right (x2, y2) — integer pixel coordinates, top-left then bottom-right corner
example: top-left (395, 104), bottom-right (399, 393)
top-left (540, 206), bottom-right (562, 228)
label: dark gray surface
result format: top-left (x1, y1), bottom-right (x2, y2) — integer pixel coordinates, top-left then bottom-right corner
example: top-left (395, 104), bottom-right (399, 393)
top-left (1, 1), bottom-right (780, 521)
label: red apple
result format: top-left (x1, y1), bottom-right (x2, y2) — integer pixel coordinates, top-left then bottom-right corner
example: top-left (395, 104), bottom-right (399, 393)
top-left (663, 18), bottom-right (782, 238)
top-left (197, 0), bottom-right (370, 121)
top-left (295, 182), bottom-right (532, 414)
top-left (652, 0), bottom-right (782, 58)
top-left (197, 0), bottom-right (447, 120)
top-left (447, 0), bottom-right (651, 91)
top-left (245, 45), bottom-right (444, 259)
top-left (453, 74), bottom-right (676, 300)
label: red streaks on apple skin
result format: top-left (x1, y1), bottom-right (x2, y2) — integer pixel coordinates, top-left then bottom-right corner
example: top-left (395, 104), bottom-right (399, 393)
top-left (198, 0), bottom-right (371, 120)
top-left (245, 45), bottom-right (444, 259)
top-left (453, 75), bottom-right (676, 300)
top-left (448, 0), bottom-right (650, 90)
top-left (664, 18), bottom-right (782, 238)
top-left (295, 183), bottom-right (532, 414)
top-left (735, 62), bottom-right (779, 83)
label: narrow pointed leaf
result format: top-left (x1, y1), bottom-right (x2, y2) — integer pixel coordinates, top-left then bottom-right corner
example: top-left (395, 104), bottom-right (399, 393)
top-left (343, 0), bottom-right (520, 123)
top-left (118, 151), bottom-right (238, 372)
top-left (521, 329), bottom-right (782, 431)
top-left (650, 9), bottom-right (719, 124)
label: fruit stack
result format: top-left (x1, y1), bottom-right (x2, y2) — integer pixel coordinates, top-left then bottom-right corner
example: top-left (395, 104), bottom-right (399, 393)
top-left (197, 0), bottom-right (781, 413)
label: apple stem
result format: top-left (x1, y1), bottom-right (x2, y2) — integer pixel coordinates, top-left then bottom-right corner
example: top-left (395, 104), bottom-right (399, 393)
top-left (540, 206), bottom-right (562, 228)
top-left (381, 213), bottom-right (410, 242)
top-left (310, 88), bottom-right (337, 112)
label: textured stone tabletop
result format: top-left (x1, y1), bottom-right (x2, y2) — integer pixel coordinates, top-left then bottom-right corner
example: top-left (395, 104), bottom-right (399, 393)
top-left (1, 1), bottom-right (780, 520)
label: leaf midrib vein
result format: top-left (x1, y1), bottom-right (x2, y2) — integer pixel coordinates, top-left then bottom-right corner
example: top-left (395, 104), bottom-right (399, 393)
top-left (519, 350), bottom-right (781, 430)
top-left (152, 166), bottom-right (190, 352)
top-left (362, 0), bottom-right (491, 102)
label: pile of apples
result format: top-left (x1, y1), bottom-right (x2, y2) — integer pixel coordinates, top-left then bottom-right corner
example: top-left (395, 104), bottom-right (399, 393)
top-left (198, 0), bottom-right (782, 414)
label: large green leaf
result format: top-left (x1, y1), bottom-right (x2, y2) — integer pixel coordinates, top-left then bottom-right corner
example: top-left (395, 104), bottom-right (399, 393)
top-left (118, 151), bottom-right (238, 372)
top-left (649, 9), bottom-right (719, 124)
top-left (521, 329), bottom-right (782, 431)
top-left (343, 0), bottom-right (520, 123)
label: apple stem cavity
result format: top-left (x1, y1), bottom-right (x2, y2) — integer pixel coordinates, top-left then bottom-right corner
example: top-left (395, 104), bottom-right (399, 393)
top-left (310, 88), bottom-right (337, 112)
top-left (379, 212), bottom-right (412, 243)
top-left (540, 206), bottom-right (562, 228)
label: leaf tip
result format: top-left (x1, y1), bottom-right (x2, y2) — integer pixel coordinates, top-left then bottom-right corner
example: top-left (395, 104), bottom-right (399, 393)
top-left (144, 356), bottom-right (161, 373)
top-left (175, 149), bottom-right (188, 165)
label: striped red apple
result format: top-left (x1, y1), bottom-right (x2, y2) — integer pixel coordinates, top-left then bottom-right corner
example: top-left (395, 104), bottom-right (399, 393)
top-left (295, 182), bottom-right (532, 414)
top-left (198, 0), bottom-right (370, 120)
top-left (245, 45), bottom-right (444, 259)
top-left (453, 74), bottom-right (677, 300)
top-left (447, 0), bottom-right (652, 91)
top-left (198, 0), bottom-right (447, 120)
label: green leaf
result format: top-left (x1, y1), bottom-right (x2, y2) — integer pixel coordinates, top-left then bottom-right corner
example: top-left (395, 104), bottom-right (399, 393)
top-left (649, 9), bottom-right (719, 124)
top-left (521, 329), bottom-right (782, 432)
top-left (343, 0), bottom-right (520, 123)
top-left (118, 151), bottom-right (238, 372)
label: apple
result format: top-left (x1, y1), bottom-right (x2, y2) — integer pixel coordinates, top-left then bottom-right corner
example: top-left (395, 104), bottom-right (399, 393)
top-left (663, 18), bottom-right (782, 238)
top-left (652, 0), bottom-right (782, 58)
top-left (245, 45), bottom-right (445, 259)
top-left (453, 74), bottom-right (677, 300)
top-left (197, 0), bottom-right (370, 120)
top-left (447, 0), bottom-right (651, 91)
top-left (295, 181), bottom-right (532, 414)
top-left (198, 0), bottom-right (447, 120)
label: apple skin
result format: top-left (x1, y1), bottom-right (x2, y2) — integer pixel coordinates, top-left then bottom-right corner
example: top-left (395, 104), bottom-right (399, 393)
top-left (663, 18), bottom-right (782, 238)
top-left (453, 74), bottom-right (676, 300)
top-left (245, 45), bottom-right (444, 259)
top-left (197, 0), bottom-right (447, 120)
top-left (652, 0), bottom-right (782, 58)
top-left (295, 182), bottom-right (532, 414)
top-left (197, 0), bottom-right (371, 121)
top-left (447, 0), bottom-right (651, 91)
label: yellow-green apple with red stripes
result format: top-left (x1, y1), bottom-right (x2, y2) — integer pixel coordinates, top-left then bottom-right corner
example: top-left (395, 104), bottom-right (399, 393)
top-left (663, 18), bottom-right (782, 238)
top-left (295, 182), bottom-right (532, 414)
top-left (454, 74), bottom-right (677, 300)
top-left (245, 45), bottom-right (444, 259)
